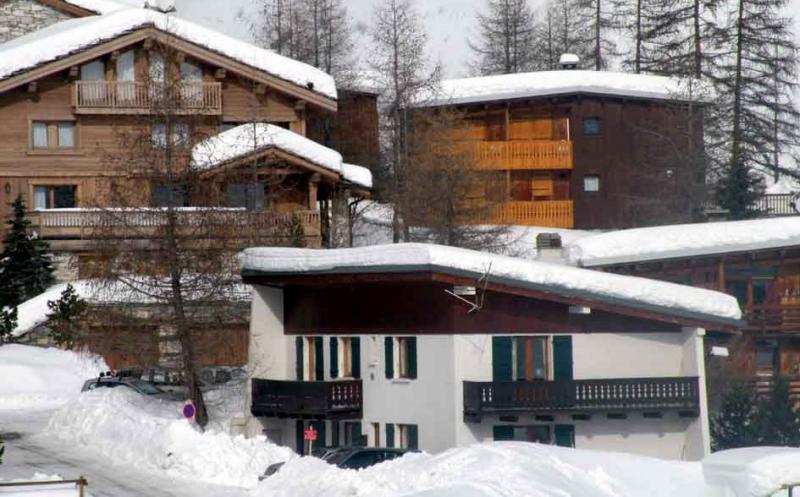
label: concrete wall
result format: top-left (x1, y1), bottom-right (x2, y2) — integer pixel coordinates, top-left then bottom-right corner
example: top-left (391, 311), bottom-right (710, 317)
top-left (0, 0), bottom-right (72, 44)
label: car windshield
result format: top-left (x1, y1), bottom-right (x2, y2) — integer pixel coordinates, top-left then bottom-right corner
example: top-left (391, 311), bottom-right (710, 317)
top-left (125, 379), bottom-right (163, 395)
top-left (322, 449), bottom-right (354, 465)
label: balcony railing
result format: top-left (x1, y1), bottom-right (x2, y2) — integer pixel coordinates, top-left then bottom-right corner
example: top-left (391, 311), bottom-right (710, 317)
top-left (745, 304), bottom-right (800, 334)
top-left (251, 379), bottom-right (363, 420)
top-left (463, 377), bottom-right (700, 422)
top-left (472, 141), bottom-right (573, 170)
top-left (482, 200), bottom-right (574, 228)
top-left (755, 194), bottom-right (798, 217)
top-left (73, 81), bottom-right (223, 114)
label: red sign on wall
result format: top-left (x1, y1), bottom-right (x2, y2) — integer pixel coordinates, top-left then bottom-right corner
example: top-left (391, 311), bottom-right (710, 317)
top-left (303, 426), bottom-right (318, 441)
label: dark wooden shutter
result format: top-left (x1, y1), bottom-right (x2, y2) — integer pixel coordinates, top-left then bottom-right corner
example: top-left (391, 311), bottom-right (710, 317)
top-left (407, 337), bottom-right (417, 379)
top-left (352, 422), bottom-right (364, 446)
top-left (385, 423), bottom-right (395, 448)
top-left (554, 424), bottom-right (575, 448)
top-left (314, 337), bottom-right (324, 381)
top-left (492, 337), bottom-right (513, 381)
top-left (407, 424), bottom-right (418, 450)
top-left (515, 337), bottom-right (525, 380)
top-left (295, 420), bottom-right (305, 454)
top-left (351, 337), bottom-right (361, 379)
top-left (295, 337), bottom-right (304, 380)
top-left (384, 337), bottom-right (394, 379)
top-left (493, 425), bottom-right (514, 441)
top-left (553, 336), bottom-right (573, 381)
top-left (311, 420), bottom-right (326, 449)
top-left (329, 337), bottom-right (338, 378)
top-left (332, 422), bottom-right (340, 447)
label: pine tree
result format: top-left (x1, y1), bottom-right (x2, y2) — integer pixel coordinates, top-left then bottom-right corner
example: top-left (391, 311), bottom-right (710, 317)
top-left (711, 380), bottom-right (759, 450)
top-left (0, 307), bottom-right (17, 345)
top-left (714, 156), bottom-right (765, 219)
top-left (469, 0), bottom-right (541, 74)
top-left (754, 376), bottom-right (800, 446)
top-left (0, 196), bottom-right (54, 309)
top-left (46, 284), bottom-right (88, 349)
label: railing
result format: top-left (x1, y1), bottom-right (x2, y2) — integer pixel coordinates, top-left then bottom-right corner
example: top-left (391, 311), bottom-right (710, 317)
top-left (753, 375), bottom-right (800, 400)
top-left (463, 377), bottom-right (700, 422)
top-left (73, 81), bottom-right (223, 114)
top-left (471, 141), bottom-right (573, 170)
top-left (755, 194), bottom-right (798, 217)
top-left (0, 478), bottom-right (88, 496)
top-left (251, 379), bottom-right (363, 420)
top-left (483, 200), bottom-right (574, 228)
top-left (745, 304), bottom-right (800, 334)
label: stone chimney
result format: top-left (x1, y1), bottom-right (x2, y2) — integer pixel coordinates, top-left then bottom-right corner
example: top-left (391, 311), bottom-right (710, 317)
top-left (145, 0), bottom-right (177, 13)
top-left (559, 53), bottom-right (580, 70)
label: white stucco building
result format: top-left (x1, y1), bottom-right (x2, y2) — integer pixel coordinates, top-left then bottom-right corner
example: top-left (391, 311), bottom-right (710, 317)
top-left (240, 243), bottom-right (743, 461)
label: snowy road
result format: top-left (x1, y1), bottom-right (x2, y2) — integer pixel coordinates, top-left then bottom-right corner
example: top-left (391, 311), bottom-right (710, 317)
top-left (0, 410), bottom-right (248, 497)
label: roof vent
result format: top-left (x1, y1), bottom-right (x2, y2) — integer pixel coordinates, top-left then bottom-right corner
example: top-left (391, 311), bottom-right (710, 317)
top-left (536, 233), bottom-right (562, 249)
top-left (559, 53), bottom-right (580, 70)
top-left (145, 0), bottom-right (176, 13)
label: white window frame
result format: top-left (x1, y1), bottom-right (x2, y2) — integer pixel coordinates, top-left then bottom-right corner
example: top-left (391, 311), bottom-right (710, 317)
top-left (583, 175), bottom-right (600, 192)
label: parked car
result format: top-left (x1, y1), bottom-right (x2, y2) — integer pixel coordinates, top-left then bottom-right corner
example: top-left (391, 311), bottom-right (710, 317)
top-left (260, 447), bottom-right (418, 480)
top-left (81, 374), bottom-right (182, 401)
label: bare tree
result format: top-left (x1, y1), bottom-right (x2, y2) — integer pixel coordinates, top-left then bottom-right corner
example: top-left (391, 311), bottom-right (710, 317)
top-left (469, 0), bottom-right (541, 75)
top-left (536, 0), bottom-right (596, 69)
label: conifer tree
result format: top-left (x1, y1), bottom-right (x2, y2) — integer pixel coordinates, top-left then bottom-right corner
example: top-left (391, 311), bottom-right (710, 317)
top-left (46, 284), bottom-right (88, 349)
top-left (711, 380), bottom-right (759, 450)
top-left (469, 0), bottom-right (540, 74)
top-left (0, 307), bottom-right (17, 345)
top-left (754, 376), bottom-right (800, 446)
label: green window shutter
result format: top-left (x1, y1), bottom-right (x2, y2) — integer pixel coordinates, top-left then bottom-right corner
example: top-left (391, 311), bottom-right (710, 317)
top-left (492, 337), bottom-right (513, 381)
top-left (314, 337), bottom-right (324, 381)
top-left (385, 337), bottom-right (394, 379)
top-left (332, 422), bottom-right (340, 447)
top-left (407, 337), bottom-right (417, 379)
top-left (515, 337), bottom-right (525, 380)
top-left (385, 423), bottom-right (395, 448)
top-left (295, 337), bottom-right (304, 380)
top-left (311, 420), bottom-right (326, 448)
top-left (352, 422), bottom-right (364, 446)
top-left (553, 336), bottom-right (573, 381)
top-left (554, 424), bottom-right (575, 448)
top-left (351, 337), bottom-right (361, 379)
top-left (493, 425), bottom-right (514, 441)
top-left (407, 424), bottom-right (418, 450)
top-left (295, 419), bottom-right (305, 454)
top-left (330, 337), bottom-right (339, 378)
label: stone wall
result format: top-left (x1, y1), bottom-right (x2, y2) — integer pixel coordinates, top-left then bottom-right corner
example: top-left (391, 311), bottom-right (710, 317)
top-left (0, 0), bottom-right (73, 44)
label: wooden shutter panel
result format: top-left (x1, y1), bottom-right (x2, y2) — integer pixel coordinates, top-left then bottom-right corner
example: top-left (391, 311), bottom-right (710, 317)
top-left (384, 337), bottom-right (394, 379)
top-left (295, 337), bottom-right (304, 380)
top-left (311, 420), bottom-right (326, 448)
top-left (329, 337), bottom-right (339, 379)
top-left (492, 337), bottom-right (513, 381)
top-left (352, 422), bottom-right (364, 447)
top-left (407, 425), bottom-right (418, 450)
top-left (314, 337), bottom-right (324, 381)
top-left (554, 424), bottom-right (575, 447)
top-left (515, 337), bottom-right (525, 381)
top-left (295, 419), bottom-right (305, 454)
top-left (493, 425), bottom-right (514, 441)
top-left (332, 422), bottom-right (340, 447)
top-left (351, 337), bottom-right (361, 379)
top-left (553, 336), bottom-right (573, 381)
top-left (385, 423), bottom-right (395, 448)
top-left (407, 337), bottom-right (417, 379)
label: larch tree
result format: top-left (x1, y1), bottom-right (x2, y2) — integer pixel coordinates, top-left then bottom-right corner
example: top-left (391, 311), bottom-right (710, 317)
top-left (368, 0), bottom-right (440, 242)
top-left (572, 0), bottom-right (615, 70)
top-left (537, 0), bottom-right (595, 69)
top-left (469, 0), bottom-right (541, 74)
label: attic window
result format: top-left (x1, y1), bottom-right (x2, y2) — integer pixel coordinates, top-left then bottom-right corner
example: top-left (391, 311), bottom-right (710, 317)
top-left (582, 117), bottom-right (600, 136)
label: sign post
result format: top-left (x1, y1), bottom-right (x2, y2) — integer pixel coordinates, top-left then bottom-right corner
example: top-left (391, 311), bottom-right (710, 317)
top-left (303, 425), bottom-right (318, 454)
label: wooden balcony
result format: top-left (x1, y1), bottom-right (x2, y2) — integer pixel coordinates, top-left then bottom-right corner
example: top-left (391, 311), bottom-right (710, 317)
top-left (472, 140), bottom-right (573, 170)
top-left (745, 304), bottom-right (800, 334)
top-left (753, 375), bottom-right (800, 401)
top-left (755, 194), bottom-right (798, 217)
top-left (72, 81), bottom-right (223, 115)
top-left (463, 377), bottom-right (701, 422)
top-left (483, 200), bottom-right (574, 228)
top-left (251, 379), bottom-right (363, 420)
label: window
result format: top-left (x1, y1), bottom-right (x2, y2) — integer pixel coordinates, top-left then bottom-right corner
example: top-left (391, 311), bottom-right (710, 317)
top-left (583, 175), bottom-right (600, 192)
top-left (150, 182), bottom-right (187, 208)
top-left (755, 340), bottom-right (778, 374)
top-left (582, 117), bottom-right (600, 135)
top-left (33, 185), bottom-right (76, 210)
top-left (397, 424), bottom-right (418, 450)
top-left (493, 425), bottom-right (551, 444)
top-left (226, 182), bottom-right (265, 211)
top-left (385, 336), bottom-right (417, 379)
top-left (151, 123), bottom-right (190, 148)
top-left (31, 121), bottom-right (76, 150)
top-left (372, 423), bottom-right (380, 447)
top-left (295, 336), bottom-right (324, 381)
top-left (330, 337), bottom-right (361, 379)
top-left (512, 336), bottom-right (549, 381)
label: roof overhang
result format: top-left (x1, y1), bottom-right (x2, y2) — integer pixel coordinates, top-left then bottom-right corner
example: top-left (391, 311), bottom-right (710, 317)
top-left (37, 0), bottom-right (96, 16)
top-left (197, 146), bottom-right (341, 182)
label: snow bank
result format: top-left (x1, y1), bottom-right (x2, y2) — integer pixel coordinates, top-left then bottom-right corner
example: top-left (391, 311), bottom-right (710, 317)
top-left (0, 9), bottom-right (336, 100)
top-left (416, 70), bottom-right (708, 107)
top-left (0, 345), bottom-right (106, 410)
top-left (703, 447), bottom-right (800, 497)
top-left (254, 442), bottom-right (706, 497)
top-left (567, 218), bottom-right (800, 267)
top-left (241, 243), bottom-right (742, 322)
top-left (46, 388), bottom-right (294, 488)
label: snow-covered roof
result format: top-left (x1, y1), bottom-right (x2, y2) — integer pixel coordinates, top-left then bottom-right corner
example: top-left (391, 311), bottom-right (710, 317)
top-left (0, 9), bottom-right (337, 100)
top-left (241, 243), bottom-right (743, 326)
top-left (703, 447), bottom-right (800, 497)
top-left (341, 163), bottom-right (372, 189)
top-left (415, 70), bottom-right (707, 107)
top-left (64, 0), bottom-right (141, 14)
top-left (568, 218), bottom-right (800, 267)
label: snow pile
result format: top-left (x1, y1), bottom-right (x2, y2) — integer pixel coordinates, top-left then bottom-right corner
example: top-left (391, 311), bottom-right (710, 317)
top-left (0, 9), bottom-right (336, 100)
top-left (241, 243), bottom-right (742, 322)
top-left (0, 345), bottom-right (106, 410)
top-left (255, 442), bottom-right (706, 497)
top-left (567, 218), bottom-right (800, 267)
top-left (0, 473), bottom-right (93, 497)
top-left (416, 70), bottom-right (708, 107)
top-left (703, 447), bottom-right (800, 497)
top-left (46, 388), bottom-right (294, 488)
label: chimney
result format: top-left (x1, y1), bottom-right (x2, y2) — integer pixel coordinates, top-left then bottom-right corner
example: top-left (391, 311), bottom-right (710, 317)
top-left (559, 53), bottom-right (580, 70)
top-left (535, 233), bottom-right (564, 262)
top-left (145, 0), bottom-right (176, 13)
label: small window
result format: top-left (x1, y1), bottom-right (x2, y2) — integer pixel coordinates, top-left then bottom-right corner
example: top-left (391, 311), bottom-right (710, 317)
top-left (57, 123), bottom-right (75, 148)
top-left (583, 175), bottom-right (600, 192)
top-left (33, 185), bottom-right (77, 210)
top-left (582, 117), bottom-right (600, 135)
top-left (31, 121), bottom-right (77, 150)
top-left (151, 123), bottom-right (191, 149)
top-left (32, 122), bottom-right (48, 148)
top-left (397, 424), bottom-right (418, 450)
top-left (150, 182), bottom-right (187, 208)
top-left (385, 337), bottom-right (417, 379)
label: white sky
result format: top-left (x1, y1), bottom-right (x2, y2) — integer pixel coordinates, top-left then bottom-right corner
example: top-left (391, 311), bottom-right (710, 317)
top-left (174, 0), bottom-right (800, 79)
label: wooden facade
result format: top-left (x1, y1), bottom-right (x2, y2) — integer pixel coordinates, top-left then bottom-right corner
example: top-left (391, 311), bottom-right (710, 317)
top-left (422, 93), bottom-right (703, 230)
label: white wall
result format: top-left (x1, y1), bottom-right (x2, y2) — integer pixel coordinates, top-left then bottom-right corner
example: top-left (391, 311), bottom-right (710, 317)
top-left (573, 332), bottom-right (686, 379)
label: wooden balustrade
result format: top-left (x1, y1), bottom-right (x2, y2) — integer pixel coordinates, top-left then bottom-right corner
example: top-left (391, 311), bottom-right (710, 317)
top-left (251, 379), bottom-right (363, 420)
top-left (73, 81), bottom-right (223, 114)
top-left (482, 200), bottom-right (574, 228)
top-left (745, 304), bottom-right (800, 334)
top-left (463, 377), bottom-right (700, 422)
top-left (472, 140), bottom-right (573, 170)
top-left (755, 194), bottom-right (798, 216)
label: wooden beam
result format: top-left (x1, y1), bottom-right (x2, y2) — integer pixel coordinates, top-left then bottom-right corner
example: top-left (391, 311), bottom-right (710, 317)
top-left (254, 83), bottom-right (267, 95)
top-left (175, 52), bottom-right (186, 63)
top-left (214, 68), bottom-right (227, 80)
top-left (143, 38), bottom-right (154, 50)
top-left (110, 50), bottom-right (120, 61)
top-left (69, 66), bottom-right (79, 78)
top-left (27, 82), bottom-right (37, 94)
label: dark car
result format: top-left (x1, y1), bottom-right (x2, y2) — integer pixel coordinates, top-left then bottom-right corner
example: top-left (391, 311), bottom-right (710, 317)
top-left (260, 447), bottom-right (418, 480)
top-left (81, 375), bottom-right (182, 400)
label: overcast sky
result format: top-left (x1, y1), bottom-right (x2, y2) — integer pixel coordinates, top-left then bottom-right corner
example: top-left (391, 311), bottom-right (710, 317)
top-left (174, 0), bottom-right (800, 79)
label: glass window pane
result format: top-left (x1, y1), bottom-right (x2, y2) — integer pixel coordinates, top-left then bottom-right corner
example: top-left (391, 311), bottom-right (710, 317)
top-left (53, 186), bottom-right (76, 208)
top-left (151, 123), bottom-right (166, 148)
top-left (584, 175), bottom-right (600, 192)
top-left (582, 117), bottom-right (600, 135)
top-left (33, 186), bottom-right (49, 210)
top-left (173, 123), bottom-right (190, 147)
top-left (57, 123), bottom-right (74, 148)
top-left (32, 122), bottom-right (48, 148)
